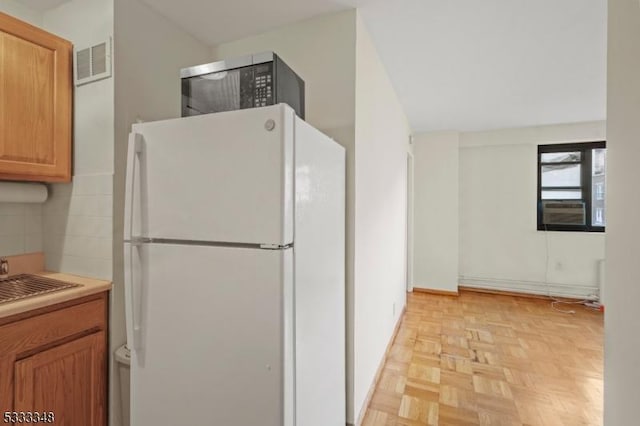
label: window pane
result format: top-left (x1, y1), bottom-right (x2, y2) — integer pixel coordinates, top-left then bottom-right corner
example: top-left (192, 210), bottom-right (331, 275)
top-left (542, 190), bottom-right (582, 200)
top-left (592, 148), bottom-right (606, 226)
top-left (540, 152), bottom-right (581, 163)
top-left (541, 164), bottom-right (581, 187)
top-left (593, 148), bottom-right (606, 175)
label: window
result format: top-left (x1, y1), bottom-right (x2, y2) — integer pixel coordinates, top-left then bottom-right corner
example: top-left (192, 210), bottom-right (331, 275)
top-left (537, 141), bottom-right (606, 232)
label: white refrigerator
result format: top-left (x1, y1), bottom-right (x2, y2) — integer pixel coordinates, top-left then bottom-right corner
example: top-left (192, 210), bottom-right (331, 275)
top-left (123, 104), bottom-right (345, 426)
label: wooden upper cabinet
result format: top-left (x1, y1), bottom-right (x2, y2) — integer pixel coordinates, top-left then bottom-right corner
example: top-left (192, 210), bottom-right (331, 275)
top-left (0, 12), bottom-right (72, 182)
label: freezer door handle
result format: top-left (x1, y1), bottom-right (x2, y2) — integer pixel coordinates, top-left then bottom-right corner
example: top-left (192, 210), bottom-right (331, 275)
top-left (124, 242), bottom-right (144, 352)
top-left (124, 133), bottom-right (144, 241)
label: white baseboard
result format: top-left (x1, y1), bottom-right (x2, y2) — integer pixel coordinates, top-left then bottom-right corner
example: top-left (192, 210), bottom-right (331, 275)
top-left (459, 276), bottom-right (598, 299)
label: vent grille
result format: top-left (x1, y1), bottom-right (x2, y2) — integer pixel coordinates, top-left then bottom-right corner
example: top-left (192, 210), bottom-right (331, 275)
top-left (91, 42), bottom-right (107, 74)
top-left (75, 38), bottom-right (112, 86)
top-left (542, 201), bottom-right (586, 226)
top-left (76, 48), bottom-right (91, 80)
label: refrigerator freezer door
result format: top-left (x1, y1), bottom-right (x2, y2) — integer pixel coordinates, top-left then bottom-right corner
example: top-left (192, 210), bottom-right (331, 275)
top-left (128, 243), bottom-right (294, 426)
top-left (125, 105), bottom-right (294, 245)
top-left (294, 118), bottom-right (346, 425)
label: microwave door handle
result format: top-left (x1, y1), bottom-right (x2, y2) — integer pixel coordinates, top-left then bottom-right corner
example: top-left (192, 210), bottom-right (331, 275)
top-left (185, 105), bottom-right (205, 115)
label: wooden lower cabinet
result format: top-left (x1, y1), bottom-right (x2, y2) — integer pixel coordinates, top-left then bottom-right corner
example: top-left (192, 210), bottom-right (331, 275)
top-left (0, 293), bottom-right (108, 426)
top-left (14, 332), bottom-right (106, 425)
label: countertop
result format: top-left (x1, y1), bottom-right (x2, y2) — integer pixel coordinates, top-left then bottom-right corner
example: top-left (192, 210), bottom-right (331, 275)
top-left (0, 272), bottom-right (112, 320)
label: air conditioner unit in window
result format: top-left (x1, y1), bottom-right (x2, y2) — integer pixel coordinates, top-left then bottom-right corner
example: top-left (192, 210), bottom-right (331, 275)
top-left (542, 200), bottom-right (586, 226)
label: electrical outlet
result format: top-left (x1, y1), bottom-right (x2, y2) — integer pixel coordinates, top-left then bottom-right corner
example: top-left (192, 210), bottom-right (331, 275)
top-left (392, 302), bottom-right (396, 317)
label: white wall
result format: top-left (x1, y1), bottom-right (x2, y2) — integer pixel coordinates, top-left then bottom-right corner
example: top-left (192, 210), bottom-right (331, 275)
top-left (352, 13), bottom-right (411, 424)
top-left (43, 175), bottom-right (113, 279)
top-left (213, 11), bottom-right (356, 143)
top-left (40, 0), bottom-right (114, 281)
top-left (604, 0), bottom-right (640, 424)
top-left (113, 1), bottom-right (211, 425)
top-left (458, 122), bottom-right (606, 298)
top-left (413, 131), bottom-right (459, 293)
top-left (0, 203), bottom-right (42, 256)
top-left (413, 121), bottom-right (606, 298)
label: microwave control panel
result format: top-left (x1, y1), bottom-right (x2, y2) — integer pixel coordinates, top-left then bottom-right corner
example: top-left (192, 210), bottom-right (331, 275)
top-left (253, 63), bottom-right (274, 108)
top-left (239, 63), bottom-right (274, 109)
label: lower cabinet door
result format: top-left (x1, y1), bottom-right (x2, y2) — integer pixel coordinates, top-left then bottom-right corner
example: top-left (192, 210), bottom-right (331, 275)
top-left (14, 332), bottom-right (106, 426)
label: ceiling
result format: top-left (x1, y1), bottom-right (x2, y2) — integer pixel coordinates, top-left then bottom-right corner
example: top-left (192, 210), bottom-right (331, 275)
top-left (18, 0), bottom-right (606, 133)
top-left (17, 0), bottom-right (69, 12)
top-left (140, 0), bottom-right (374, 45)
top-left (358, 0), bottom-right (607, 132)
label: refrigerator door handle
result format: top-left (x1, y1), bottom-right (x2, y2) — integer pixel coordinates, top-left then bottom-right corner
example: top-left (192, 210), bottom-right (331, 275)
top-left (124, 242), bottom-right (144, 352)
top-left (124, 133), bottom-right (144, 241)
top-left (124, 242), bottom-right (134, 349)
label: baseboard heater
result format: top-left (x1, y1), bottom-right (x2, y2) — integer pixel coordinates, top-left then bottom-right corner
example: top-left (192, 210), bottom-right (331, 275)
top-left (459, 276), bottom-right (598, 300)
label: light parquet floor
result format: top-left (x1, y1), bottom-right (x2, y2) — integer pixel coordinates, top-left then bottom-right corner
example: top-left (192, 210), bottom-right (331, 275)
top-left (362, 291), bottom-right (603, 426)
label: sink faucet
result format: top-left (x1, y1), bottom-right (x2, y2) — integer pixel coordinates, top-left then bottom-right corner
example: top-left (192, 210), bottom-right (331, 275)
top-left (0, 258), bottom-right (8, 279)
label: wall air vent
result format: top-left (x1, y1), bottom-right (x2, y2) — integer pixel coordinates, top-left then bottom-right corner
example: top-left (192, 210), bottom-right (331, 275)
top-left (542, 201), bottom-right (586, 226)
top-left (74, 37), bottom-right (112, 86)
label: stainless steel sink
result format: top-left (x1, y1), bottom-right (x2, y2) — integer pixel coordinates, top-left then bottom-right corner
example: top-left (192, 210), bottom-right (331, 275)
top-left (0, 274), bottom-right (81, 304)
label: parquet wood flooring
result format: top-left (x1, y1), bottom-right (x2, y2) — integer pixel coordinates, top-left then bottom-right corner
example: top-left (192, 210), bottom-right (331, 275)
top-left (361, 290), bottom-right (603, 426)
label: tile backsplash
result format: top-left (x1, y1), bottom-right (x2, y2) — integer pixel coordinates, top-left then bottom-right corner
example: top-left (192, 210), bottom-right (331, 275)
top-left (0, 202), bottom-right (43, 256)
top-left (43, 173), bottom-right (113, 280)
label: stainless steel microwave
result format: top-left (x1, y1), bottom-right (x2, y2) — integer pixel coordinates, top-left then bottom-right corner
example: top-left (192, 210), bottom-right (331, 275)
top-left (180, 52), bottom-right (305, 119)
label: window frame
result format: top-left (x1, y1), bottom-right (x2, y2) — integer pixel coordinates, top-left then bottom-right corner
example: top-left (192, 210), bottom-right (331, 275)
top-left (537, 141), bottom-right (606, 232)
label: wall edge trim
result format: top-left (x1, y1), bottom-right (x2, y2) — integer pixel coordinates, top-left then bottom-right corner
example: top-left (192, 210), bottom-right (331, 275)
top-left (355, 305), bottom-right (407, 426)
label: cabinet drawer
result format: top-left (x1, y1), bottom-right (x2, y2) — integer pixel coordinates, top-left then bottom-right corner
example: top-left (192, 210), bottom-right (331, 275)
top-left (0, 298), bottom-right (106, 356)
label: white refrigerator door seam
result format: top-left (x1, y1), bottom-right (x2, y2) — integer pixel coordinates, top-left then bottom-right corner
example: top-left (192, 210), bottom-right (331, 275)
top-left (125, 237), bottom-right (293, 250)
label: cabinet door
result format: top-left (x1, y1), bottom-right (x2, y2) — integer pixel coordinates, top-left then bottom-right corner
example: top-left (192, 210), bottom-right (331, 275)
top-left (14, 332), bottom-right (106, 426)
top-left (0, 12), bottom-right (72, 182)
